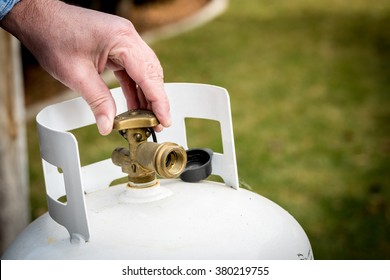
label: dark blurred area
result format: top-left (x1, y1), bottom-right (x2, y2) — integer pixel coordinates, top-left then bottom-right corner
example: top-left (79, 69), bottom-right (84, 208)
top-left (66, 0), bottom-right (120, 14)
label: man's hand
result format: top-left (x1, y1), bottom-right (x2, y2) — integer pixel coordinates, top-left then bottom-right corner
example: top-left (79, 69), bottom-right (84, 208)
top-left (1, 0), bottom-right (171, 135)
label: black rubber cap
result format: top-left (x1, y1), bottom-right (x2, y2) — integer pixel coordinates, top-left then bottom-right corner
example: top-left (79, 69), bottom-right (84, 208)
top-left (180, 148), bottom-right (213, 183)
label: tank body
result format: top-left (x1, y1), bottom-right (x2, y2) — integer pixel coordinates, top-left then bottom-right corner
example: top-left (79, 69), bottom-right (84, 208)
top-left (3, 179), bottom-right (312, 260)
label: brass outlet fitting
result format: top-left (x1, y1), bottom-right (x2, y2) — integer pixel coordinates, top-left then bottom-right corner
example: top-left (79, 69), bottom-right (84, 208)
top-left (111, 110), bottom-right (187, 188)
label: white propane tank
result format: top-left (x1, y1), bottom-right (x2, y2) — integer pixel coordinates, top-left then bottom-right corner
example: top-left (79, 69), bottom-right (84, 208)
top-left (2, 83), bottom-right (313, 260)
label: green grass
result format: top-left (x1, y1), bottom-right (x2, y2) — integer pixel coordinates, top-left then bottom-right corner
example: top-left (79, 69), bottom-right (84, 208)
top-left (27, 0), bottom-right (390, 259)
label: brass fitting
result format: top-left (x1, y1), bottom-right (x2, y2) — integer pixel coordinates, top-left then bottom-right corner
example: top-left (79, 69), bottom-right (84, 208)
top-left (111, 109), bottom-right (187, 188)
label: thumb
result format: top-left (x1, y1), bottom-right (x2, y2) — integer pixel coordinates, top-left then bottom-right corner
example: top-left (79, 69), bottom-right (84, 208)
top-left (73, 70), bottom-right (116, 135)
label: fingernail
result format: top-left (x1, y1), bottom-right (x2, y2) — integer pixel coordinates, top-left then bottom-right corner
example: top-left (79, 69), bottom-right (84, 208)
top-left (158, 113), bottom-right (171, 128)
top-left (164, 119), bottom-right (172, 128)
top-left (96, 115), bottom-right (112, 135)
top-left (164, 112), bottom-right (172, 127)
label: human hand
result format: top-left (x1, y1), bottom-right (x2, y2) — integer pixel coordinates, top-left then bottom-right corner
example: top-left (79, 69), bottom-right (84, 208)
top-left (1, 0), bottom-right (171, 135)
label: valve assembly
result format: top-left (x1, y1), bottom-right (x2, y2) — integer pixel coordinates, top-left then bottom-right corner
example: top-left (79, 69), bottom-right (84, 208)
top-left (111, 109), bottom-right (187, 188)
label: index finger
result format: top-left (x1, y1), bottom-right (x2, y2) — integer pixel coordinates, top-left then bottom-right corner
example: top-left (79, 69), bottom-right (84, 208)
top-left (110, 37), bottom-right (171, 128)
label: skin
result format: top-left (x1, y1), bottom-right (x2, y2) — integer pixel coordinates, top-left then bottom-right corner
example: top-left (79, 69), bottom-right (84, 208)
top-left (1, 0), bottom-right (171, 135)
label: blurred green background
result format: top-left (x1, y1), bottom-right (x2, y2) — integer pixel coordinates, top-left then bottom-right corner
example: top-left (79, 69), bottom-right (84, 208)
top-left (27, 0), bottom-right (390, 259)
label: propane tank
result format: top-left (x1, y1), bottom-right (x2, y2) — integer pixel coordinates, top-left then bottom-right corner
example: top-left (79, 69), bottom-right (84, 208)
top-left (2, 83), bottom-right (313, 260)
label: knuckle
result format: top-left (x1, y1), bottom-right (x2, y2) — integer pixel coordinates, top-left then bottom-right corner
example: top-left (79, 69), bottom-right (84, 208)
top-left (86, 93), bottom-right (111, 112)
top-left (145, 60), bottom-right (164, 81)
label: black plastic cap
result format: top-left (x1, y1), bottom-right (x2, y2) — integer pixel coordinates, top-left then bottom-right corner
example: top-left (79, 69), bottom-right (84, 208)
top-left (180, 148), bottom-right (213, 183)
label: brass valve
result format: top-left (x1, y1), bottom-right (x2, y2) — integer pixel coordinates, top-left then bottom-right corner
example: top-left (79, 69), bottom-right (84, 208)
top-left (111, 109), bottom-right (187, 188)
